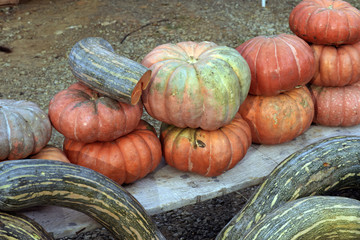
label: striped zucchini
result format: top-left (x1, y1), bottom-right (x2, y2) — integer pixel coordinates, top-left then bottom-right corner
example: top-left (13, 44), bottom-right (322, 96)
top-left (0, 211), bottom-right (54, 239)
top-left (217, 135), bottom-right (360, 239)
top-left (243, 196), bottom-right (360, 240)
top-left (0, 159), bottom-right (165, 240)
top-left (68, 37), bottom-right (151, 105)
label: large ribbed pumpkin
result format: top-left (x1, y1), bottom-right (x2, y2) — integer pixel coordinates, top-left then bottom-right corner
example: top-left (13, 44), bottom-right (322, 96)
top-left (309, 81), bottom-right (360, 126)
top-left (141, 41), bottom-right (251, 130)
top-left (48, 82), bottom-right (143, 143)
top-left (311, 42), bottom-right (360, 87)
top-left (236, 34), bottom-right (315, 96)
top-left (289, 0), bottom-right (360, 45)
top-left (160, 113), bottom-right (251, 177)
top-left (0, 99), bottom-right (52, 160)
top-left (63, 120), bottom-right (162, 185)
top-left (239, 86), bottom-right (314, 144)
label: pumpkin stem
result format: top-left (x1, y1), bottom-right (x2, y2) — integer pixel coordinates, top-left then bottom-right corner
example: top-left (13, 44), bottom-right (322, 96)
top-left (187, 55), bottom-right (198, 64)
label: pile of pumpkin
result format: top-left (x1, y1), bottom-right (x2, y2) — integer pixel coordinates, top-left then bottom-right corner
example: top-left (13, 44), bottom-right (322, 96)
top-left (0, 0), bottom-right (359, 239)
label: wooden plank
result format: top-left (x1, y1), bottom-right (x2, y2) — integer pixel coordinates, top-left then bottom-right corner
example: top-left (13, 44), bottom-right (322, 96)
top-left (20, 124), bottom-right (360, 238)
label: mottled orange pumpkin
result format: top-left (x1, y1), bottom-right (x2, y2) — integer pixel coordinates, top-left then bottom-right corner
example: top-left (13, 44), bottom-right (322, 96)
top-left (239, 86), bottom-right (314, 145)
top-left (309, 81), bottom-right (360, 126)
top-left (160, 113), bottom-right (251, 177)
top-left (63, 120), bottom-right (162, 185)
top-left (30, 145), bottom-right (70, 163)
top-left (311, 42), bottom-right (360, 87)
top-left (289, 0), bottom-right (360, 45)
top-left (141, 41), bottom-right (251, 130)
top-left (48, 82), bottom-right (143, 143)
top-left (236, 34), bottom-right (315, 96)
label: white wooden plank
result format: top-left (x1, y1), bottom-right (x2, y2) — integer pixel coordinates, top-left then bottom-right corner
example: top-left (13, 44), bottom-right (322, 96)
top-left (20, 124), bottom-right (360, 238)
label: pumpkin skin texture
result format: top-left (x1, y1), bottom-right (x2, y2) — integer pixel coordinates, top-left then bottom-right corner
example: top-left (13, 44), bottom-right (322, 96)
top-left (236, 34), bottom-right (316, 96)
top-left (311, 42), bottom-right (360, 87)
top-left (160, 113), bottom-right (251, 177)
top-left (63, 120), bottom-right (162, 185)
top-left (309, 81), bottom-right (360, 127)
top-left (289, 0), bottom-right (360, 45)
top-left (30, 145), bottom-right (70, 163)
top-left (48, 82), bottom-right (143, 143)
top-left (141, 41), bottom-right (251, 130)
top-left (239, 86), bottom-right (314, 145)
top-left (0, 99), bottom-right (52, 160)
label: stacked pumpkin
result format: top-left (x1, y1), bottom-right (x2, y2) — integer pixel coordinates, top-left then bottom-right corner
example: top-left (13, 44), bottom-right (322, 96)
top-left (289, 0), bottom-right (360, 127)
top-left (236, 33), bottom-right (316, 145)
top-left (140, 41), bottom-right (252, 177)
top-left (48, 37), bottom-right (162, 185)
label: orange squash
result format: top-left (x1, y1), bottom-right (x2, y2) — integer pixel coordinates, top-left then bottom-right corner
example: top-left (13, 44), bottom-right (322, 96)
top-left (63, 120), bottom-right (162, 185)
top-left (239, 86), bottom-right (314, 144)
top-left (160, 113), bottom-right (251, 177)
top-left (30, 145), bottom-right (70, 163)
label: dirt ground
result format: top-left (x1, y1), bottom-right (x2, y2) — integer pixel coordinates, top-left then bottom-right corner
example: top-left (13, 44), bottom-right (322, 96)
top-left (1, 0), bottom-right (360, 239)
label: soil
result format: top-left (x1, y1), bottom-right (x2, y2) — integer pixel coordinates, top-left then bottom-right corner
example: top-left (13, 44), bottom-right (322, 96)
top-left (1, 0), bottom-right (360, 239)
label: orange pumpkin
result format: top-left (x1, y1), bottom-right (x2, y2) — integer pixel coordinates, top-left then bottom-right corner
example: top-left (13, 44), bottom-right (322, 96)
top-left (236, 34), bottom-right (315, 96)
top-left (160, 113), bottom-right (251, 177)
top-left (239, 86), bottom-right (314, 145)
top-left (30, 145), bottom-right (70, 163)
top-left (311, 42), bottom-right (360, 87)
top-left (48, 82), bottom-right (143, 143)
top-left (63, 120), bottom-right (162, 185)
top-left (289, 0), bottom-right (360, 45)
top-left (309, 81), bottom-right (360, 126)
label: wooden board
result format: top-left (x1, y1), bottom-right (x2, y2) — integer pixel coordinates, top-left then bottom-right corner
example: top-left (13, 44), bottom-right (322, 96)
top-left (21, 124), bottom-right (360, 238)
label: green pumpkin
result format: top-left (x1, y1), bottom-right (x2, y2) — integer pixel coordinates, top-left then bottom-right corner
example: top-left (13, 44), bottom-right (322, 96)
top-left (141, 41), bottom-right (251, 130)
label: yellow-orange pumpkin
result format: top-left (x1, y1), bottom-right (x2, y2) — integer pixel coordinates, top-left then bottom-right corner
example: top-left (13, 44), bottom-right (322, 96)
top-left (30, 145), bottom-right (70, 163)
top-left (239, 86), bottom-right (314, 144)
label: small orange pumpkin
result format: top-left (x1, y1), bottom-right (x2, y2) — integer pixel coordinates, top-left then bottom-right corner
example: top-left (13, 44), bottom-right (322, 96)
top-left (63, 120), bottom-right (162, 185)
top-left (239, 86), bottom-right (314, 145)
top-left (309, 81), bottom-right (360, 126)
top-left (160, 113), bottom-right (251, 177)
top-left (30, 145), bottom-right (70, 163)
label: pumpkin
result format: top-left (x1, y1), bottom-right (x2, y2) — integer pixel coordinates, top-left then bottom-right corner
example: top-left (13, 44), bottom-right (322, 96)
top-left (0, 99), bottom-right (52, 160)
top-left (160, 113), bottom-right (251, 177)
top-left (289, 0), bottom-right (360, 45)
top-left (48, 82), bottom-right (143, 143)
top-left (141, 41), bottom-right (251, 130)
top-left (309, 81), bottom-right (360, 126)
top-left (63, 120), bottom-right (162, 185)
top-left (311, 41), bottom-right (360, 87)
top-left (239, 86), bottom-right (314, 144)
top-left (30, 145), bottom-right (70, 163)
top-left (236, 34), bottom-right (316, 96)
top-left (217, 135), bottom-right (360, 239)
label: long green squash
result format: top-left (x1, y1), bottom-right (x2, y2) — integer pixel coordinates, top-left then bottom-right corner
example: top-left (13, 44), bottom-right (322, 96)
top-left (0, 211), bottom-right (54, 239)
top-left (0, 159), bottom-right (165, 240)
top-left (243, 196), bottom-right (360, 240)
top-left (217, 135), bottom-right (360, 239)
top-left (68, 37), bottom-right (151, 105)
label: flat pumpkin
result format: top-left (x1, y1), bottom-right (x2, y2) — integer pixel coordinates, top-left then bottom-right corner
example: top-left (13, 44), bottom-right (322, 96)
top-left (236, 34), bottom-right (315, 96)
top-left (63, 120), bottom-right (162, 185)
top-left (309, 81), bottom-right (360, 126)
top-left (239, 86), bottom-right (314, 144)
top-left (160, 113), bottom-right (251, 177)
top-left (289, 0), bottom-right (360, 45)
top-left (48, 82), bottom-right (143, 143)
top-left (0, 99), bottom-right (52, 160)
top-left (311, 41), bottom-right (360, 87)
top-left (141, 41), bottom-right (251, 130)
